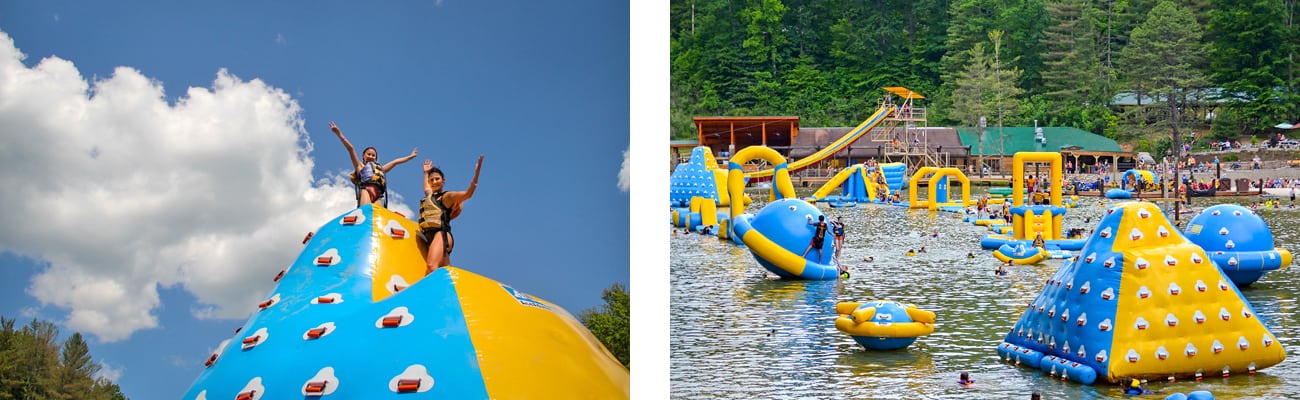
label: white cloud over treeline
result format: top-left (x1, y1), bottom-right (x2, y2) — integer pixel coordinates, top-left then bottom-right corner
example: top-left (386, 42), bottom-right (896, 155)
top-left (0, 31), bottom-right (403, 342)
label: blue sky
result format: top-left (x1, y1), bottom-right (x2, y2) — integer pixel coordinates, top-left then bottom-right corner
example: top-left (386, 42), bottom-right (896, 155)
top-left (0, 1), bottom-right (630, 398)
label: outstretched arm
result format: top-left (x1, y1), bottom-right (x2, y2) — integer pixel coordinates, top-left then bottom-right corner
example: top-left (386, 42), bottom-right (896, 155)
top-left (444, 155), bottom-right (484, 205)
top-left (422, 160), bottom-right (434, 196)
top-left (383, 147), bottom-right (418, 172)
top-left (330, 121), bottom-right (362, 171)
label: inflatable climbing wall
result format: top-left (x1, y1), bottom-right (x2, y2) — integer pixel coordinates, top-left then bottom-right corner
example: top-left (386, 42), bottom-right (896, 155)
top-left (997, 202), bottom-right (1285, 384)
top-left (182, 205), bottom-right (628, 399)
top-left (670, 146), bottom-right (725, 207)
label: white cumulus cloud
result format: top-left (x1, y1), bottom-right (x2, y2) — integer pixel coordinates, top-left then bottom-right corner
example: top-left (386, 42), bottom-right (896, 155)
top-left (617, 148), bottom-right (629, 192)
top-left (95, 361), bottom-right (124, 382)
top-left (0, 31), bottom-right (405, 342)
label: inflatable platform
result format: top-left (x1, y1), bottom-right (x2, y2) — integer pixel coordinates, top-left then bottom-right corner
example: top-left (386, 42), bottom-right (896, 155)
top-left (835, 301), bottom-right (935, 350)
top-left (183, 205), bottom-right (628, 399)
top-left (997, 202), bottom-right (1286, 384)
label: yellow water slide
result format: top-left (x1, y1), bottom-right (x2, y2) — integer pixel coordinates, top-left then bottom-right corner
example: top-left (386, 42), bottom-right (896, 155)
top-left (809, 165), bottom-right (860, 200)
top-left (744, 104), bottom-right (893, 180)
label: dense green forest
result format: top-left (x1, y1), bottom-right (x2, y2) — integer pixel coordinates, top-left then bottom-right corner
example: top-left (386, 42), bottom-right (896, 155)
top-left (670, 0), bottom-right (1299, 151)
top-left (0, 317), bottom-right (128, 400)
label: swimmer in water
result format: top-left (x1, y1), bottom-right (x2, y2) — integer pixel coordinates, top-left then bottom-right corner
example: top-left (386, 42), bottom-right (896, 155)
top-left (863, 256), bottom-right (875, 262)
top-left (967, 252), bottom-right (976, 259)
top-left (958, 372), bottom-right (975, 386)
top-left (905, 249), bottom-right (917, 256)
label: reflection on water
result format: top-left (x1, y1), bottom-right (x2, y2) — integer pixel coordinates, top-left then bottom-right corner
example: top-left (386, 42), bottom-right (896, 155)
top-left (670, 195), bottom-right (1300, 399)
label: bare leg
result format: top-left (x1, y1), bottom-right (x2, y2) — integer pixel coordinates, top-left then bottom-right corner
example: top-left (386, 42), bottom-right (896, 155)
top-left (426, 235), bottom-right (447, 274)
top-left (359, 186), bottom-right (376, 206)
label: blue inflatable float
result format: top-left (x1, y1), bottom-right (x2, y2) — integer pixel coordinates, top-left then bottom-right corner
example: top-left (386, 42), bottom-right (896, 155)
top-left (1183, 204), bottom-right (1292, 286)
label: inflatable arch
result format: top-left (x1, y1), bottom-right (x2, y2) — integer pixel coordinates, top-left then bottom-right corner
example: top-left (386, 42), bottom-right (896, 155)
top-left (908, 167), bottom-right (971, 210)
top-left (1011, 152), bottom-right (1063, 240)
top-left (727, 146), bottom-right (797, 219)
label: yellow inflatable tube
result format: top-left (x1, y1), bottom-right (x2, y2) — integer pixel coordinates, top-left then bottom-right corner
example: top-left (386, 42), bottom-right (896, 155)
top-left (835, 318), bottom-right (935, 338)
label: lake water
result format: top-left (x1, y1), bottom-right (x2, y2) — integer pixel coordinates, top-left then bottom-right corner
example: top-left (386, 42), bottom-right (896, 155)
top-left (669, 194), bottom-right (1300, 399)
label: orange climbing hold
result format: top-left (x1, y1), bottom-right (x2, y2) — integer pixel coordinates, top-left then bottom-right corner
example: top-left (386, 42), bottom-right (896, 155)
top-left (306, 327), bottom-right (327, 339)
top-left (305, 380), bottom-right (328, 393)
top-left (396, 379), bottom-right (420, 392)
top-left (382, 316), bottom-right (403, 327)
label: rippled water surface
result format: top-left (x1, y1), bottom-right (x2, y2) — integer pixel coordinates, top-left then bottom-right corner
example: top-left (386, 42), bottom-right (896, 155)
top-left (670, 194), bottom-right (1300, 399)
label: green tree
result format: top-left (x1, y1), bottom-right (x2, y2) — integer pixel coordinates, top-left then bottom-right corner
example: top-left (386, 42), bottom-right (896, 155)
top-left (1206, 0), bottom-right (1297, 132)
top-left (741, 0), bottom-right (790, 74)
top-left (581, 283), bottom-right (629, 368)
top-left (952, 30), bottom-right (1024, 169)
top-left (0, 317), bottom-right (128, 400)
top-left (1040, 0), bottom-right (1105, 106)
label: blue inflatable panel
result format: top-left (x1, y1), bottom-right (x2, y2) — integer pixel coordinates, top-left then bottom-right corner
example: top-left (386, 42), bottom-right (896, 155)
top-left (996, 343), bottom-right (1045, 369)
top-left (1039, 355), bottom-right (1099, 384)
top-left (1105, 188), bottom-right (1132, 199)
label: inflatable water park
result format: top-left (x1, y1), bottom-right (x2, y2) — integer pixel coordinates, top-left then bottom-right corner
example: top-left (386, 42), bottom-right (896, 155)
top-left (185, 205), bottom-right (628, 399)
top-left (670, 87), bottom-right (1295, 397)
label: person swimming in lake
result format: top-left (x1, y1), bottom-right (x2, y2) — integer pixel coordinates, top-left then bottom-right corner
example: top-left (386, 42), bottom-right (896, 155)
top-left (905, 249), bottom-right (917, 256)
top-left (1121, 378), bottom-right (1151, 395)
top-left (995, 265), bottom-right (1008, 276)
top-left (967, 252), bottom-right (976, 259)
top-left (958, 372), bottom-right (975, 386)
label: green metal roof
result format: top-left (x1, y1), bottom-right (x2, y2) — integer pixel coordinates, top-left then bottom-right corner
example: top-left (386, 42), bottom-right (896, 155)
top-left (956, 126), bottom-right (1124, 156)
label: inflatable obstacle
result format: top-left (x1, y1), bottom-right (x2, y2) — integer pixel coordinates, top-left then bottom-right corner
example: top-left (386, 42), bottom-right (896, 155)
top-left (670, 146), bottom-right (727, 207)
top-left (807, 164), bottom-right (889, 203)
top-left (994, 242), bottom-right (1049, 265)
top-left (1183, 204), bottom-right (1292, 286)
top-left (997, 202), bottom-right (1286, 384)
top-left (184, 205), bottom-right (628, 399)
top-left (835, 300), bottom-right (935, 350)
top-left (727, 146), bottom-right (841, 280)
top-left (908, 167), bottom-right (971, 211)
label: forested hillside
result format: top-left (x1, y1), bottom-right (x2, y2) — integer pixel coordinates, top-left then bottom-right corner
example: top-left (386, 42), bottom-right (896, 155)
top-left (0, 317), bottom-right (128, 400)
top-left (669, 0), bottom-right (1299, 151)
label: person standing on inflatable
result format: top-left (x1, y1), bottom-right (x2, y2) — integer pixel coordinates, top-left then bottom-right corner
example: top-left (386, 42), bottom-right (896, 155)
top-left (802, 215), bottom-right (828, 263)
top-left (330, 121), bottom-right (418, 207)
top-left (419, 156), bottom-right (484, 274)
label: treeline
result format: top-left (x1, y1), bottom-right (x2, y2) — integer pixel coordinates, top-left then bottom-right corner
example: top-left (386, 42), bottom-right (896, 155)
top-left (0, 317), bottom-right (128, 400)
top-left (670, 0), bottom-right (1299, 150)
top-left (580, 283), bottom-right (629, 367)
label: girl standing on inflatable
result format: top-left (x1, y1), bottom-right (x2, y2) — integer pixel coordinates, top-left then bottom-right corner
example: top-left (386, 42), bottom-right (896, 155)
top-left (330, 121), bottom-right (418, 207)
top-left (420, 156), bottom-right (484, 274)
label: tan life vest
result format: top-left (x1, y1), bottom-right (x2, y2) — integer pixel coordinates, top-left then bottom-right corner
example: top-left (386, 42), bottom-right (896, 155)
top-left (419, 192), bottom-right (452, 232)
